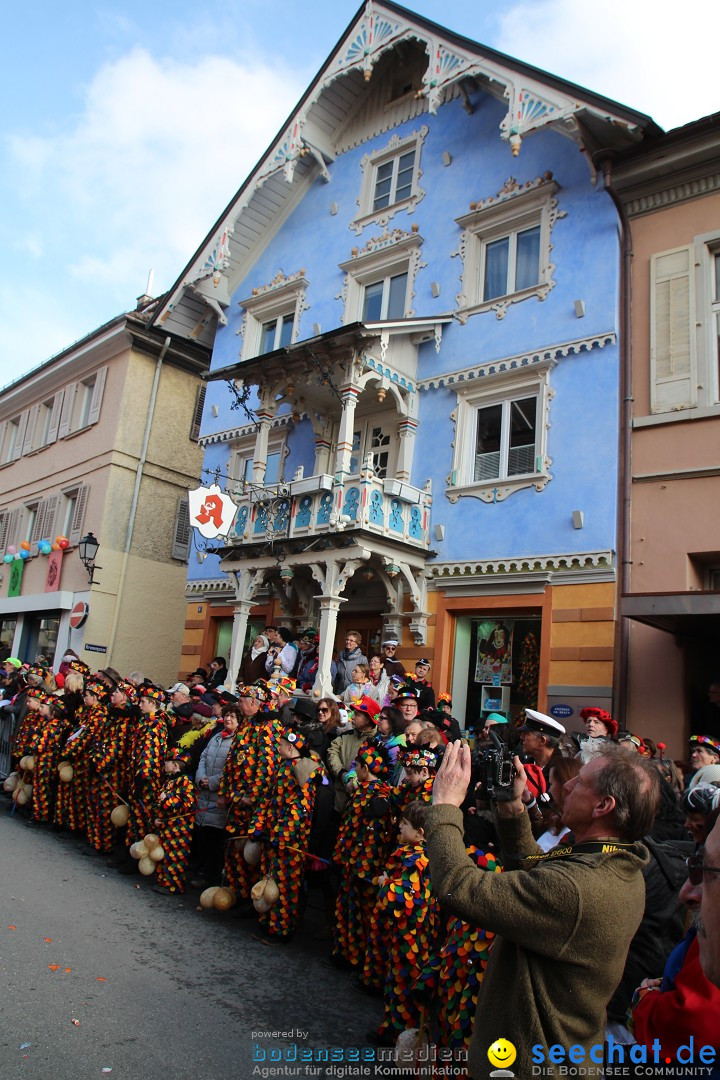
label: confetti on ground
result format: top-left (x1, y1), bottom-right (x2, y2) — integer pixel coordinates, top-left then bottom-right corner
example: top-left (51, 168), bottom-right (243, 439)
top-left (48, 965), bottom-right (60, 972)
top-left (102, 1069), bottom-right (112, 1074)
top-left (71, 1019), bottom-right (80, 1026)
top-left (96, 977), bottom-right (107, 982)
top-left (43, 937), bottom-right (53, 943)
top-left (8, 925), bottom-right (17, 930)
top-left (19, 1043), bottom-right (31, 1050)
top-left (64, 968), bottom-right (72, 973)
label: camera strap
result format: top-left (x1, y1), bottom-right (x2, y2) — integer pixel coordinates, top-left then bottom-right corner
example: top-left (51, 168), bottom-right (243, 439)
top-left (523, 839), bottom-right (635, 864)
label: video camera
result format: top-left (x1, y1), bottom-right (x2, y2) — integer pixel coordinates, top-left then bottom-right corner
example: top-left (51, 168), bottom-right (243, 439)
top-left (476, 727), bottom-right (520, 803)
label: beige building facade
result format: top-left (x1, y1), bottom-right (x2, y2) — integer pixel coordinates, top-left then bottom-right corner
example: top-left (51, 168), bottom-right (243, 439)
top-left (613, 114), bottom-right (720, 754)
top-left (0, 305), bottom-right (210, 685)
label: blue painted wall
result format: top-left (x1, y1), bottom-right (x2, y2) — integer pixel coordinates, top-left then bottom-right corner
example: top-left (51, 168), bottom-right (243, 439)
top-left (191, 85), bottom-right (620, 580)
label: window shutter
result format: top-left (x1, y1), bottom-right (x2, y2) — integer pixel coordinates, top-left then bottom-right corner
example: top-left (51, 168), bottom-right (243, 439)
top-left (5, 508), bottom-right (19, 548)
top-left (190, 384), bottom-right (206, 441)
top-left (0, 510), bottom-right (8, 551)
top-left (22, 404), bottom-right (40, 455)
top-left (68, 485), bottom-right (89, 544)
top-left (46, 391), bottom-right (65, 444)
top-left (0, 421), bottom-right (6, 459)
top-left (41, 494), bottom-right (58, 541)
top-left (12, 411), bottom-right (29, 460)
top-left (58, 383), bottom-right (76, 438)
top-left (650, 247), bottom-right (696, 413)
top-left (87, 367), bottom-right (107, 425)
top-left (172, 497), bottom-right (191, 560)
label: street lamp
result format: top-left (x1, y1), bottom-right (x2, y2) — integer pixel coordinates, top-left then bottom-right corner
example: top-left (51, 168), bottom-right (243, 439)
top-left (78, 532), bottom-right (102, 585)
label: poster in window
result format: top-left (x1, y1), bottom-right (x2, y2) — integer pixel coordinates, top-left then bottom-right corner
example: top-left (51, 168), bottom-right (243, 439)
top-left (475, 620), bottom-right (513, 684)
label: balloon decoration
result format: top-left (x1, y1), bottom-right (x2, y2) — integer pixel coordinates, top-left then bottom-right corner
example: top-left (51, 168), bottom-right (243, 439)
top-left (19, 550), bottom-right (30, 560)
top-left (56, 536), bottom-right (70, 550)
top-left (7, 546), bottom-right (16, 555)
top-left (20, 541), bottom-right (30, 551)
top-left (251, 876), bottom-right (279, 913)
top-left (129, 834), bottom-right (165, 876)
top-left (110, 804), bottom-right (130, 827)
top-left (3, 554), bottom-right (12, 564)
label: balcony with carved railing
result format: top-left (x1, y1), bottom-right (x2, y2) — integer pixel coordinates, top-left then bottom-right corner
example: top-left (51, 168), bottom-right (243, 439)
top-left (228, 466), bottom-right (432, 553)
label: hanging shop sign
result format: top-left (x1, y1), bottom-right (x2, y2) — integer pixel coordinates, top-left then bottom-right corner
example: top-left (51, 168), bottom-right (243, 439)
top-left (45, 550), bottom-right (63, 592)
top-left (188, 483), bottom-right (237, 540)
top-left (8, 559), bottom-right (23, 598)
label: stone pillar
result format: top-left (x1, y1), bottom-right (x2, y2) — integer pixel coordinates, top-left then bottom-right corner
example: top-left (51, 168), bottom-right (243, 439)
top-left (228, 600), bottom-right (255, 692)
top-left (312, 595), bottom-right (347, 698)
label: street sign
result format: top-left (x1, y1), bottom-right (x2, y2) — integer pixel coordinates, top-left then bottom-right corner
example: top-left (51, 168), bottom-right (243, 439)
top-left (70, 602), bottom-right (89, 629)
top-left (84, 644), bottom-right (107, 654)
top-left (550, 704), bottom-right (573, 719)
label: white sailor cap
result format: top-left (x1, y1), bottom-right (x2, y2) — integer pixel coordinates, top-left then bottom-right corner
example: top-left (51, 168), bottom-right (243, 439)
top-left (519, 708), bottom-right (566, 737)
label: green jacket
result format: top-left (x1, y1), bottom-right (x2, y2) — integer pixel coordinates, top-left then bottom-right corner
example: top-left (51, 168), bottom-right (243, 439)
top-left (424, 805), bottom-right (649, 1080)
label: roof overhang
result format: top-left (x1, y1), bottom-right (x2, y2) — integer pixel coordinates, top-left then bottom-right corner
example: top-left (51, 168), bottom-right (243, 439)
top-left (622, 592), bottom-right (720, 636)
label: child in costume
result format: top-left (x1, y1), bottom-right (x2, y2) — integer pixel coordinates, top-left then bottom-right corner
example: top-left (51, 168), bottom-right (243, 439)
top-left (365, 800), bottom-right (439, 1045)
top-left (332, 736), bottom-right (394, 970)
top-left (391, 747), bottom-right (438, 821)
top-left (152, 750), bottom-right (197, 894)
top-left (54, 679), bottom-right (106, 834)
top-left (248, 728), bottom-right (328, 945)
top-left (414, 845), bottom-right (502, 1062)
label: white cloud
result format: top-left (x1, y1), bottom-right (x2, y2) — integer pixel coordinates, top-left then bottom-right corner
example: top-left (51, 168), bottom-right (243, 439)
top-left (2, 46), bottom-right (307, 380)
top-left (495, 0), bottom-right (720, 130)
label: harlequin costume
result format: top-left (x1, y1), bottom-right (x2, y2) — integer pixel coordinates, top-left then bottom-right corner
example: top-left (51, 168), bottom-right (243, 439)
top-left (154, 755), bottom-right (196, 893)
top-left (53, 699), bottom-right (107, 834)
top-left (31, 699), bottom-right (70, 824)
top-left (369, 839), bottom-right (440, 1041)
top-left (414, 846), bottom-right (501, 1063)
top-left (86, 684), bottom-right (135, 853)
top-left (332, 737), bottom-right (394, 969)
top-left (126, 689), bottom-right (168, 847)
top-left (250, 729), bottom-right (328, 942)
top-left (219, 684), bottom-right (283, 898)
top-left (11, 687), bottom-right (48, 766)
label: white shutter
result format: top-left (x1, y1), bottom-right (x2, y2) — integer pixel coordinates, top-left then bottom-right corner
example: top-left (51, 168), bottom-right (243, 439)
top-left (171, 497), bottom-right (191, 560)
top-left (12, 410), bottom-right (29, 460)
top-left (0, 510), bottom-right (8, 551)
top-left (5, 508), bottom-right (19, 548)
top-left (68, 485), bottom-right (89, 544)
top-left (87, 367), bottom-right (107, 425)
top-left (21, 404), bottom-right (40, 455)
top-left (650, 247), bottom-right (696, 413)
top-left (46, 391), bottom-right (65, 444)
top-left (41, 494), bottom-right (58, 541)
top-left (0, 421), bottom-right (6, 461)
top-left (58, 382), bottom-right (76, 438)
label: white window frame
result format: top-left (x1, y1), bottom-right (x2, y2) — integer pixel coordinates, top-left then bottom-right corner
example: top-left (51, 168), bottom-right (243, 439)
top-left (338, 231), bottom-right (424, 324)
top-left (229, 431), bottom-right (287, 491)
top-left (454, 176), bottom-right (563, 322)
top-left (1, 417), bottom-right (21, 464)
top-left (238, 273), bottom-right (308, 361)
top-left (447, 365), bottom-right (554, 503)
top-left (351, 127), bottom-right (428, 234)
top-left (345, 416), bottom-right (398, 480)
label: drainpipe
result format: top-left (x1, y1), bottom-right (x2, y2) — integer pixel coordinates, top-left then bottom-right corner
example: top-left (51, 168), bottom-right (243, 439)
top-left (106, 336), bottom-right (171, 662)
top-left (596, 155), bottom-right (633, 722)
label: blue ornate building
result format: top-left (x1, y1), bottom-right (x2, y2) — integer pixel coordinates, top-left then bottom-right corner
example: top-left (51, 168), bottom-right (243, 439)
top-left (154, 1), bottom-right (659, 723)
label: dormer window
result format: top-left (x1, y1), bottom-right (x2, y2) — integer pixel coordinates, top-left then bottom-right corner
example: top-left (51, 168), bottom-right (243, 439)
top-left (351, 127), bottom-right (428, 233)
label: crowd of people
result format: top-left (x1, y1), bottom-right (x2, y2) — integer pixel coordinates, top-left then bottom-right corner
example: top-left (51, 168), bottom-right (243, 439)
top-left (2, 638), bottom-right (720, 1076)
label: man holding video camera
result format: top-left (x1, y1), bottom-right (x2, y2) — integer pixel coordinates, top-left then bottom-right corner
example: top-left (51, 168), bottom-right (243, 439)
top-left (425, 723), bottom-right (662, 1079)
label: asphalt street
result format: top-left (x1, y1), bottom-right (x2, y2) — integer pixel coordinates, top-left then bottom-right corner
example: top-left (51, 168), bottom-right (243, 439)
top-left (0, 804), bottom-right (384, 1080)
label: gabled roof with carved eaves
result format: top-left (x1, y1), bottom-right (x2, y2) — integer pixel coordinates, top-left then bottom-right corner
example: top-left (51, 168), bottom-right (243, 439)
top-left (150, 0), bottom-right (661, 347)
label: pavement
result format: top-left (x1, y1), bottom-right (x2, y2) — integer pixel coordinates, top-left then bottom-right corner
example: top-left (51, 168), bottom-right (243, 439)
top-left (0, 802), bottom-right (386, 1080)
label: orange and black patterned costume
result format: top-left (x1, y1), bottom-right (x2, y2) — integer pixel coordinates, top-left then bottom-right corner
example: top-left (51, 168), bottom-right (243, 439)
top-left (154, 772), bottom-right (196, 893)
top-left (87, 707), bottom-right (132, 853)
top-left (250, 736), bottom-right (326, 941)
top-left (126, 712), bottom-right (168, 847)
top-left (54, 705), bottom-right (105, 833)
top-left (220, 711), bottom-right (283, 898)
top-left (392, 774), bottom-right (435, 821)
top-left (332, 738), bottom-right (394, 968)
top-left (31, 706), bottom-right (70, 824)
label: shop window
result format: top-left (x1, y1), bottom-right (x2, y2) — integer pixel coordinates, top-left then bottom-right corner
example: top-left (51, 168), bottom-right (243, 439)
top-left (465, 616), bottom-right (543, 730)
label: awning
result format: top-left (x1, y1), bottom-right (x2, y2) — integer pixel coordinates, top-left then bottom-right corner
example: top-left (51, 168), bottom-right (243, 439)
top-left (622, 592), bottom-right (720, 636)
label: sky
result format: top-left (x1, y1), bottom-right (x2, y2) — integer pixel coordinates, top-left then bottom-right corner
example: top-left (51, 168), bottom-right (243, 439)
top-left (2, 0), bottom-right (719, 388)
